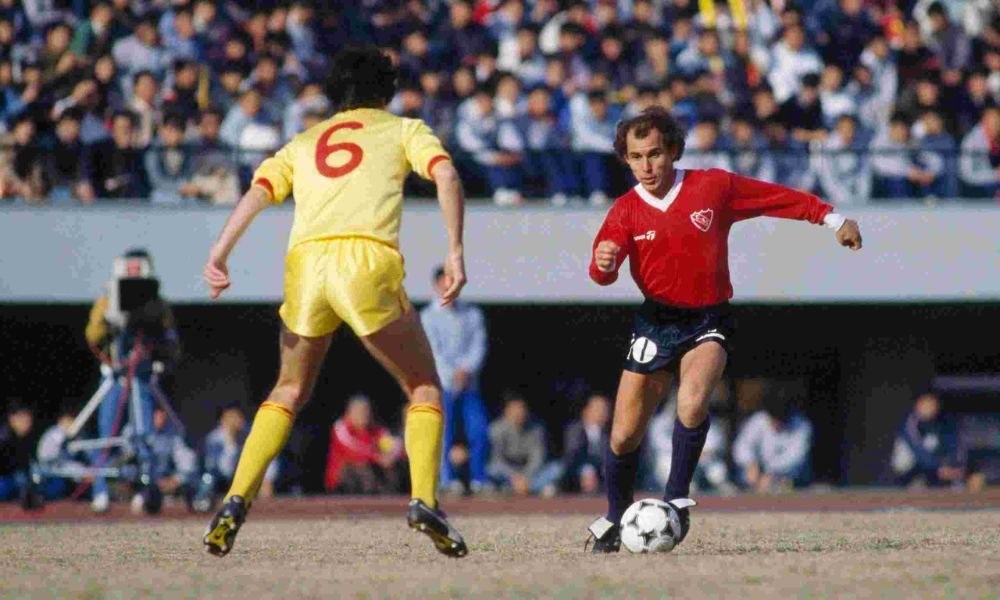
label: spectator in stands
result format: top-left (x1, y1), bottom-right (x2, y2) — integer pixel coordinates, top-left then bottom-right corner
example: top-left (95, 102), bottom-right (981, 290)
top-left (112, 15), bottom-right (169, 83)
top-left (959, 105), bottom-right (1000, 198)
top-left (45, 108), bottom-right (97, 204)
top-left (436, 0), bottom-right (490, 70)
top-left (648, 390), bottom-right (732, 495)
top-left (417, 71), bottom-right (455, 143)
top-left (634, 35), bottom-right (670, 90)
top-left (127, 70), bottom-right (160, 147)
top-left (220, 87), bottom-right (281, 186)
top-left (846, 64), bottom-right (888, 135)
top-left (891, 391), bottom-right (964, 487)
top-left (733, 390), bottom-right (813, 492)
top-left (399, 28), bottom-right (437, 83)
top-left (200, 403), bottom-right (278, 501)
top-left (487, 392), bottom-right (554, 496)
top-left (93, 54), bottom-right (125, 118)
top-left (956, 69), bottom-right (995, 138)
top-left (38, 21), bottom-right (76, 91)
top-left (421, 265), bottom-right (490, 495)
top-left (817, 0), bottom-right (879, 74)
top-left (859, 34), bottom-right (899, 123)
top-left (779, 72), bottom-right (827, 144)
top-left (52, 77), bottom-right (108, 144)
top-left (0, 402), bottom-right (35, 503)
top-left (560, 393), bottom-right (610, 494)
top-left (161, 6), bottom-right (204, 62)
top-left (146, 113), bottom-right (194, 204)
top-left (763, 117), bottom-right (815, 190)
top-left (595, 30), bottom-right (633, 92)
top-left (897, 19), bottom-right (936, 92)
top-left (676, 27), bottom-right (729, 79)
top-left (729, 113), bottom-right (775, 182)
top-left (163, 59), bottom-right (201, 125)
top-left (870, 113), bottom-right (936, 200)
top-left (678, 118), bottom-right (733, 172)
top-left (283, 80), bottom-right (328, 142)
top-left (520, 85), bottom-right (573, 205)
top-left (144, 406), bottom-right (197, 509)
top-left (86, 109), bottom-right (150, 200)
top-left (915, 109), bottom-right (959, 197)
top-left (767, 23), bottom-right (824, 104)
top-left (494, 71), bottom-right (523, 118)
top-left (819, 64), bottom-right (856, 128)
top-left (36, 405), bottom-right (85, 501)
top-left (211, 63), bottom-right (246, 110)
top-left (246, 53), bottom-right (294, 121)
top-left (184, 107), bottom-right (239, 204)
top-left (69, 2), bottom-right (115, 59)
top-left (569, 89), bottom-right (615, 206)
top-left (814, 113), bottom-right (871, 204)
top-left (502, 24), bottom-right (546, 87)
top-left (455, 83), bottom-right (524, 205)
top-left (0, 115), bottom-right (45, 201)
top-left (324, 395), bottom-right (403, 495)
top-left (924, 1), bottom-right (972, 88)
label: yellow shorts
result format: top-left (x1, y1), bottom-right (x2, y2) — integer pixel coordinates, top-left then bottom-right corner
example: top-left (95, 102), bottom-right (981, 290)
top-left (279, 238), bottom-right (411, 338)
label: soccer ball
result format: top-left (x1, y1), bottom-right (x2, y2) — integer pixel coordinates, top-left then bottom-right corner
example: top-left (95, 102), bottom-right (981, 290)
top-left (619, 499), bottom-right (683, 553)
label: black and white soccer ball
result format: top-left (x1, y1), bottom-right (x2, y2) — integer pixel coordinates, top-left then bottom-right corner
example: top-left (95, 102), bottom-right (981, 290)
top-left (619, 498), bottom-right (685, 553)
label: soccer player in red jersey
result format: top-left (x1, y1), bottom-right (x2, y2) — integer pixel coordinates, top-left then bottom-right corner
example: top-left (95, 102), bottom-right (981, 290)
top-left (585, 107), bottom-right (863, 552)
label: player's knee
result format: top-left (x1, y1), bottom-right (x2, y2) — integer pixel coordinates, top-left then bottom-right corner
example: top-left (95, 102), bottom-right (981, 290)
top-left (676, 396), bottom-right (709, 429)
top-left (270, 381), bottom-right (309, 412)
top-left (407, 381), bottom-right (442, 408)
top-left (610, 429), bottom-right (642, 455)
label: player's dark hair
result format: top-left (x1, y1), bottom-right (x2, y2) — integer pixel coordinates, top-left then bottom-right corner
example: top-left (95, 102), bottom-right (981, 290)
top-left (325, 46), bottom-right (398, 112)
top-left (613, 106), bottom-right (686, 162)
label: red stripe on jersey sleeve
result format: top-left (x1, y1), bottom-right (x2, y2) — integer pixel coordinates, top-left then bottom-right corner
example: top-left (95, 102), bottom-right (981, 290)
top-left (427, 155), bottom-right (451, 180)
top-left (254, 178), bottom-right (275, 201)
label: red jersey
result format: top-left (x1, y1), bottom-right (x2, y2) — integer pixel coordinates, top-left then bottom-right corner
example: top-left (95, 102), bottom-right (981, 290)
top-left (589, 169), bottom-right (833, 307)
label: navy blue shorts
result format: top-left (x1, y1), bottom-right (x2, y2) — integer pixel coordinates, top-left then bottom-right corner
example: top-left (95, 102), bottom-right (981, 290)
top-left (623, 300), bottom-right (735, 374)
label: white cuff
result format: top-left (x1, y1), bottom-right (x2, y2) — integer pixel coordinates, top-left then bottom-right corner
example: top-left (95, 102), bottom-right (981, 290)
top-left (823, 213), bottom-right (846, 231)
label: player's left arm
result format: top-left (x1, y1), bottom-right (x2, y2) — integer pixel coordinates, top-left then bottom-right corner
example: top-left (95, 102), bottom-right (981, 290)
top-left (726, 171), bottom-right (862, 251)
top-left (204, 144), bottom-right (295, 299)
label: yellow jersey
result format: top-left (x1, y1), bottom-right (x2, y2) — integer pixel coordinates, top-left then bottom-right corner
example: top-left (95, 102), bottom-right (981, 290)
top-left (252, 108), bottom-right (450, 251)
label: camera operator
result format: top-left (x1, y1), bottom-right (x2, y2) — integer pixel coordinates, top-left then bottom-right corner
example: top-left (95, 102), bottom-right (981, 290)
top-left (84, 248), bottom-right (181, 513)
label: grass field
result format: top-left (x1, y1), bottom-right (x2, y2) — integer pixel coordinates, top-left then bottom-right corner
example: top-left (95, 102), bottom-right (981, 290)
top-left (2, 510), bottom-right (999, 599)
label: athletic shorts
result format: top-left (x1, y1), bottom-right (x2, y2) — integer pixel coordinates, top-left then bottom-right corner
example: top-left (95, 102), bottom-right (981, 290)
top-left (279, 238), bottom-right (411, 338)
top-left (622, 300), bottom-right (736, 374)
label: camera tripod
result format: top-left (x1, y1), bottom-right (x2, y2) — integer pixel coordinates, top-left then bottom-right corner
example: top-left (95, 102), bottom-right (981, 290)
top-left (33, 335), bottom-right (185, 514)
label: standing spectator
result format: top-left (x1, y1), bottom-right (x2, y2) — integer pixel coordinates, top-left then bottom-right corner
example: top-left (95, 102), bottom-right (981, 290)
top-left (486, 392), bottom-right (554, 496)
top-left (560, 393), bottom-right (610, 494)
top-left (85, 109), bottom-right (150, 200)
top-left (891, 391), bottom-right (964, 487)
top-left (0, 402), bottom-right (35, 503)
top-left (111, 16), bottom-right (169, 83)
top-left (733, 391), bottom-right (813, 492)
top-left (914, 110), bottom-right (958, 198)
top-left (324, 395), bottom-right (403, 495)
top-left (959, 105), bottom-right (1000, 198)
top-left (421, 265), bottom-right (490, 494)
top-left (145, 113), bottom-right (194, 204)
top-left (569, 89), bottom-right (616, 206)
top-left (184, 107), bottom-right (239, 204)
top-left (767, 24), bottom-right (824, 104)
top-left (454, 84), bottom-right (525, 205)
top-left (127, 70), bottom-right (160, 147)
top-left (870, 113), bottom-right (937, 199)
top-left (0, 115), bottom-right (45, 201)
top-left (677, 118), bottom-right (734, 172)
top-left (44, 108), bottom-right (97, 204)
top-left (198, 404), bottom-right (279, 502)
top-left (814, 113), bottom-right (871, 205)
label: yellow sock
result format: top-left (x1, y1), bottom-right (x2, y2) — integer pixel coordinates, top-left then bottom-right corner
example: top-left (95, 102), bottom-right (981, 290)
top-left (405, 403), bottom-right (444, 507)
top-left (226, 401), bottom-right (294, 505)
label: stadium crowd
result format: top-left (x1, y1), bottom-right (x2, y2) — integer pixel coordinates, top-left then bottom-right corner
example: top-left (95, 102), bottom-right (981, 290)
top-left (2, 0), bottom-right (1000, 205)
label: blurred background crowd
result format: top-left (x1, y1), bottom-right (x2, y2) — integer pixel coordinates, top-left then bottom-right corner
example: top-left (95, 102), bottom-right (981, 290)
top-left (2, 0), bottom-right (1000, 206)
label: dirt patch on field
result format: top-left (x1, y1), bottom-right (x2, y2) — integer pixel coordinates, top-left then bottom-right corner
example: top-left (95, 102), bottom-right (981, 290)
top-left (1, 511), bottom-right (998, 599)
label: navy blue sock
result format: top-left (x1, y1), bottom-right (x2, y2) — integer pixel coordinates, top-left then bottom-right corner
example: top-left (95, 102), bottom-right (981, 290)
top-left (604, 444), bottom-right (640, 527)
top-left (663, 415), bottom-right (710, 501)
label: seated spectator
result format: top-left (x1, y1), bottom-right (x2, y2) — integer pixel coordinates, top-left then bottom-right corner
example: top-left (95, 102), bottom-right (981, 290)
top-left (767, 24), bottom-right (824, 104)
top-left (779, 72), bottom-right (826, 144)
top-left (455, 84), bottom-right (525, 205)
top-left (211, 63), bottom-right (248, 109)
top-left (86, 110), bottom-right (150, 200)
top-left (283, 80), bottom-right (328, 142)
top-left (634, 36), bottom-right (670, 90)
top-left (145, 113), bottom-right (195, 204)
top-left (914, 110), bottom-right (958, 198)
top-left (762, 118), bottom-right (815, 190)
top-left (161, 6), bottom-right (204, 62)
top-left (199, 403), bottom-right (279, 502)
top-left (111, 16), bottom-right (169, 83)
top-left (648, 391), bottom-right (732, 495)
top-left (93, 54), bottom-right (126, 118)
top-left (245, 53), bottom-right (295, 121)
top-left (560, 393), bottom-right (610, 494)
top-left (870, 113), bottom-right (936, 199)
top-left (486, 392), bottom-right (558, 496)
top-left (596, 29), bottom-right (634, 92)
top-left (676, 27), bottom-right (730, 79)
top-left (729, 114), bottom-right (775, 182)
top-left (51, 77), bottom-right (108, 145)
top-left (162, 59), bottom-right (201, 126)
top-left (183, 108), bottom-right (239, 205)
top-left (500, 24), bottom-right (546, 87)
top-left (819, 64), bottom-right (856, 128)
top-left (959, 105), bottom-right (1000, 198)
top-left (891, 391), bottom-right (965, 487)
top-left (520, 85), bottom-right (573, 205)
top-left (924, 1), bottom-right (972, 87)
top-left (569, 90), bottom-right (616, 206)
top-left (0, 116), bottom-right (46, 202)
top-left (69, 2), bottom-right (116, 59)
top-left (956, 69), bottom-right (995, 138)
top-left (417, 71), bottom-right (456, 143)
top-left (127, 70), bottom-right (161, 147)
top-left (44, 109), bottom-right (97, 204)
top-left (141, 407), bottom-right (197, 511)
top-left (220, 87), bottom-right (281, 187)
top-left (0, 402), bottom-right (35, 503)
top-left (677, 118), bottom-right (734, 172)
top-left (814, 114), bottom-right (871, 205)
top-left (324, 395), bottom-right (403, 495)
top-left (36, 405), bottom-right (86, 501)
top-left (733, 391), bottom-right (813, 492)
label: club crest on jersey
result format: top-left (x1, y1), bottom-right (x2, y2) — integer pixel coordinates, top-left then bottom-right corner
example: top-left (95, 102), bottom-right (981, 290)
top-left (690, 209), bottom-right (713, 232)
top-left (633, 230), bottom-right (656, 241)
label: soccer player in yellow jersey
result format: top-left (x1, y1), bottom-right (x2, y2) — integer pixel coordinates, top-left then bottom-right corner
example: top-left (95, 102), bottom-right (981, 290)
top-left (201, 47), bottom-right (469, 558)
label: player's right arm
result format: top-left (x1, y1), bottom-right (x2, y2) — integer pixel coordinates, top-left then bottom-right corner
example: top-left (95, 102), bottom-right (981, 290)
top-left (204, 144), bottom-right (294, 300)
top-left (589, 202), bottom-right (629, 286)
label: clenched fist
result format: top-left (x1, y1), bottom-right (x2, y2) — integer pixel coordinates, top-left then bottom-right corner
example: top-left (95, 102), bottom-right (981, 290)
top-left (595, 240), bottom-right (620, 273)
top-left (836, 219), bottom-right (863, 251)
